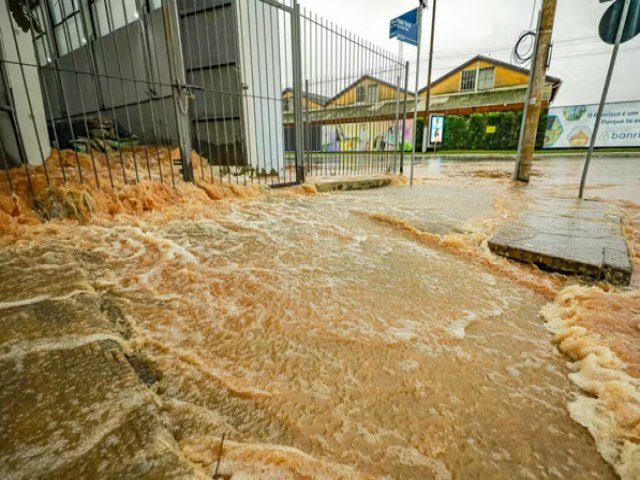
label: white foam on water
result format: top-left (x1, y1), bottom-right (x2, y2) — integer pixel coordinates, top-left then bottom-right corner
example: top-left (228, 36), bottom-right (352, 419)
top-left (0, 289), bottom-right (92, 311)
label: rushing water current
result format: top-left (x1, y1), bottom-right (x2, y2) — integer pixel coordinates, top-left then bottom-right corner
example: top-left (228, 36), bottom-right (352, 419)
top-left (2, 156), bottom-right (639, 479)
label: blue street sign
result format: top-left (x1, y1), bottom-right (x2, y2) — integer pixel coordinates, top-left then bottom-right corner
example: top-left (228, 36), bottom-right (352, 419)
top-left (390, 8), bottom-right (419, 46)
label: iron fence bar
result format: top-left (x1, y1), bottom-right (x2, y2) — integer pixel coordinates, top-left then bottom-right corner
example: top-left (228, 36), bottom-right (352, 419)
top-left (304, 77), bottom-right (309, 166)
top-left (103, 0), bottom-right (142, 183)
top-left (252, 0), bottom-right (269, 184)
top-left (117, 0), bottom-right (154, 180)
top-left (0, 63), bottom-right (34, 196)
top-left (86, 4), bottom-right (128, 185)
top-left (267, 3), bottom-right (280, 184)
top-left (58, 0), bottom-right (102, 187)
top-left (334, 22), bottom-right (340, 177)
top-left (182, 0), bottom-right (205, 182)
top-left (281, 7), bottom-right (290, 184)
top-left (73, 0), bottom-right (116, 188)
top-left (265, 2), bottom-right (278, 183)
top-left (314, 12), bottom-right (319, 177)
top-left (136, 0), bottom-right (165, 183)
top-left (163, 0), bottom-right (193, 182)
top-left (6, 9), bottom-right (51, 186)
top-left (212, 2), bottom-right (232, 183)
top-left (230, 0), bottom-right (249, 185)
top-left (347, 30), bottom-right (354, 174)
top-left (202, 0), bottom-right (228, 185)
top-left (41, 0), bottom-right (84, 183)
top-left (393, 58), bottom-right (402, 173)
top-left (301, 7), bottom-right (307, 178)
top-left (322, 17), bottom-right (327, 177)
top-left (301, 14), bottom-right (403, 66)
top-left (225, 1), bottom-right (242, 182)
top-left (252, 0), bottom-right (270, 183)
top-left (291, 1), bottom-right (304, 183)
top-left (261, 0), bottom-right (293, 13)
top-left (0, 137), bottom-right (14, 193)
top-left (38, 69), bottom-right (67, 183)
top-left (400, 60), bottom-right (410, 174)
top-left (245, 0), bottom-right (262, 185)
top-left (24, 4), bottom-right (67, 184)
top-left (147, 1), bottom-right (176, 188)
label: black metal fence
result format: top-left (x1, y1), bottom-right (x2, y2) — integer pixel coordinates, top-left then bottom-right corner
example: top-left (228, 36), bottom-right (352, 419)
top-left (0, 0), bottom-right (409, 200)
top-left (297, 9), bottom-right (409, 177)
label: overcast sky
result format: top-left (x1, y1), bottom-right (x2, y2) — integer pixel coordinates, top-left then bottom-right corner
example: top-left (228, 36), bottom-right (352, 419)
top-left (297, 0), bottom-right (639, 106)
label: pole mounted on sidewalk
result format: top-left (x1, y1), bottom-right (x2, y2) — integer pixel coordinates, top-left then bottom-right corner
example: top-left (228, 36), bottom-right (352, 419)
top-left (513, 0), bottom-right (557, 183)
top-left (409, 1), bottom-right (426, 186)
top-left (579, 0), bottom-right (633, 199)
top-left (423, 0), bottom-right (437, 158)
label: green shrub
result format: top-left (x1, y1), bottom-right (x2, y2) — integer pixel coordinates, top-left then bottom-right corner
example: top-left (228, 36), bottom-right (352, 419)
top-left (436, 110), bottom-right (548, 151)
top-left (414, 117), bottom-right (425, 152)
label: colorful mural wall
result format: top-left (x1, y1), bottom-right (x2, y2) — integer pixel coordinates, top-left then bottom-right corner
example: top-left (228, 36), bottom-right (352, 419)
top-left (320, 119), bottom-right (414, 152)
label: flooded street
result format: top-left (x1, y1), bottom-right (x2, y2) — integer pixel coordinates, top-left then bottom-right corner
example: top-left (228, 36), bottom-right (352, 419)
top-left (1, 156), bottom-right (638, 479)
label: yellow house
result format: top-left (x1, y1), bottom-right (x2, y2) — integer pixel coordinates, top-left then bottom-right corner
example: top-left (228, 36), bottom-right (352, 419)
top-left (417, 55), bottom-right (562, 115)
top-left (281, 88), bottom-right (327, 113)
top-left (326, 75), bottom-right (415, 108)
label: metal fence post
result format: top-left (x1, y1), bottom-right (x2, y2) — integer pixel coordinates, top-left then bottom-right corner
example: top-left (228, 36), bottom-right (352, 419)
top-left (163, 0), bottom-right (194, 182)
top-left (291, 1), bottom-right (305, 183)
top-left (400, 61), bottom-right (410, 175)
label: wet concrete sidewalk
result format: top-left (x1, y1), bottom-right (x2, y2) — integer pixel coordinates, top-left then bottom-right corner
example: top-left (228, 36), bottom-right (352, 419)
top-left (0, 247), bottom-right (204, 479)
top-left (489, 198), bottom-right (632, 285)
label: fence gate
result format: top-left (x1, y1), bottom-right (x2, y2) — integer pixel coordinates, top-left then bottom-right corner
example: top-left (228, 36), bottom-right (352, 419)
top-left (0, 0), bottom-right (405, 199)
top-left (295, 11), bottom-right (409, 178)
top-left (0, 0), bottom-right (307, 197)
top-left (178, 0), bottom-right (305, 187)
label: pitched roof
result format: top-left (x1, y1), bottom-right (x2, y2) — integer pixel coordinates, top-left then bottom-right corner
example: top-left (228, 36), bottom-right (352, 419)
top-left (326, 75), bottom-right (415, 105)
top-left (417, 55), bottom-right (563, 95)
top-left (282, 88), bottom-right (329, 106)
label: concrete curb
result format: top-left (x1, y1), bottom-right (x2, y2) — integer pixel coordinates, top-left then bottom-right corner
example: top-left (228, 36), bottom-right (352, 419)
top-left (415, 152), bottom-right (640, 161)
top-left (311, 177), bottom-right (394, 193)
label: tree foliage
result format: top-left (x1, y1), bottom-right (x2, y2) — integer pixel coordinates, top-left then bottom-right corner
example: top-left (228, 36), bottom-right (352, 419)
top-left (8, 0), bottom-right (44, 34)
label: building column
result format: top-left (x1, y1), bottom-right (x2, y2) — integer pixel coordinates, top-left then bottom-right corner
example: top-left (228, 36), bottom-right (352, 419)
top-left (0, 1), bottom-right (50, 166)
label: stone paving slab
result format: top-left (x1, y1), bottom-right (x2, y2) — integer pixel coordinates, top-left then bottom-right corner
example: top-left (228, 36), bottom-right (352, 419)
top-left (311, 175), bottom-right (394, 193)
top-left (0, 246), bottom-right (204, 480)
top-left (489, 198), bottom-right (632, 286)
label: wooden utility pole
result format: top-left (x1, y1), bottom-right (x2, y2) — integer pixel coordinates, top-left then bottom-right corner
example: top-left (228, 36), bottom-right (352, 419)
top-left (513, 0), bottom-right (558, 182)
top-left (423, 0), bottom-right (437, 153)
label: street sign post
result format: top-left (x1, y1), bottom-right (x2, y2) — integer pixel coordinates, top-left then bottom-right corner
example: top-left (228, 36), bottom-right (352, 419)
top-left (599, 0), bottom-right (640, 44)
top-left (579, 0), bottom-right (639, 198)
top-left (390, 4), bottom-right (425, 186)
top-left (390, 8), bottom-right (419, 46)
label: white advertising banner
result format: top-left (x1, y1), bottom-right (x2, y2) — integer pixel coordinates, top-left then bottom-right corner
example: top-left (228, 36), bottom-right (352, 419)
top-left (544, 101), bottom-right (640, 148)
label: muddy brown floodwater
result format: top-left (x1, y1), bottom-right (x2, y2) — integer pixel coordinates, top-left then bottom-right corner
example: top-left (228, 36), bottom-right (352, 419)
top-left (2, 156), bottom-right (639, 479)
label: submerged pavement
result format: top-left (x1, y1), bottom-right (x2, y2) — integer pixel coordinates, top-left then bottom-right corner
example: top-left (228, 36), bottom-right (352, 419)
top-left (0, 246), bottom-right (204, 479)
top-left (489, 198), bottom-right (632, 286)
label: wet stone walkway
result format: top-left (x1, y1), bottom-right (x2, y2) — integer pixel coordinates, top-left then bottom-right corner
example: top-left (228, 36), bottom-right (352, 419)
top-left (489, 198), bottom-right (632, 286)
top-left (0, 246), bottom-right (202, 479)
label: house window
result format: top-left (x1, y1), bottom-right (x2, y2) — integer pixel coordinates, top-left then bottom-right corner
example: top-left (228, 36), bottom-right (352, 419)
top-left (48, 0), bottom-right (85, 56)
top-left (367, 84), bottom-right (378, 103)
top-left (31, 5), bottom-right (52, 65)
top-left (356, 86), bottom-right (366, 103)
top-left (147, 0), bottom-right (163, 11)
top-left (478, 66), bottom-right (495, 90)
top-left (91, 0), bottom-right (139, 36)
top-left (460, 69), bottom-right (476, 92)
top-left (283, 97), bottom-right (292, 112)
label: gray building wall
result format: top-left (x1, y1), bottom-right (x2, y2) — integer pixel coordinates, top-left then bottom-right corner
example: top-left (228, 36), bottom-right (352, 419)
top-left (41, 0), bottom-right (246, 165)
